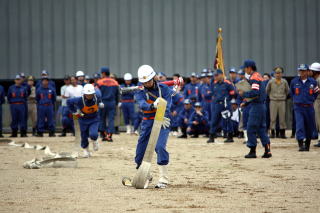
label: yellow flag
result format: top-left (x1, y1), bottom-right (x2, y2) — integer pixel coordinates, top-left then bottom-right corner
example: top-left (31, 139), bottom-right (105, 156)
top-left (214, 28), bottom-right (225, 75)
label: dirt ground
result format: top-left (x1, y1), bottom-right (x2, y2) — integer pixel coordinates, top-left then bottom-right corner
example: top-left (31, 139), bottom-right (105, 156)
top-left (0, 133), bottom-right (320, 213)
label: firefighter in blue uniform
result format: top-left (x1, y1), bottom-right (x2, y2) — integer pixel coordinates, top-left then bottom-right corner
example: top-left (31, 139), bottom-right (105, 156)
top-left (134, 65), bottom-right (173, 189)
top-left (200, 73), bottom-right (212, 122)
top-left (177, 99), bottom-right (195, 138)
top-left (239, 60), bottom-right (272, 158)
top-left (184, 72), bottom-right (201, 102)
top-left (97, 67), bottom-right (119, 142)
top-left (0, 84), bottom-right (5, 137)
top-left (67, 84), bottom-right (103, 157)
top-left (170, 92), bottom-right (184, 135)
top-left (187, 102), bottom-right (209, 138)
top-left (120, 73), bottom-right (136, 134)
top-left (36, 76), bottom-right (57, 137)
top-left (7, 75), bottom-right (28, 137)
top-left (228, 67), bottom-right (240, 85)
top-left (36, 70), bottom-right (56, 90)
top-left (207, 69), bottom-right (235, 143)
top-left (290, 64), bottom-right (319, 151)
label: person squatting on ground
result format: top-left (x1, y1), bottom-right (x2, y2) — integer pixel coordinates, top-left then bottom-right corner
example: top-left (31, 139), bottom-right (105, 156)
top-left (238, 60), bottom-right (272, 158)
top-left (134, 65), bottom-right (173, 189)
top-left (177, 99), bottom-right (195, 138)
top-left (187, 102), bottom-right (209, 138)
top-left (67, 84), bottom-right (104, 157)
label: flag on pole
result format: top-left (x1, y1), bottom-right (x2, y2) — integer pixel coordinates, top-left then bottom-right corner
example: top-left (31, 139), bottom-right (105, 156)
top-left (214, 28), bottom-right (225, 75)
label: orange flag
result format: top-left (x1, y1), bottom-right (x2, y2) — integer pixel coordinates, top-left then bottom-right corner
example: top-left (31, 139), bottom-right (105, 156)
top-left (213, 28), bottom-right (225, 76)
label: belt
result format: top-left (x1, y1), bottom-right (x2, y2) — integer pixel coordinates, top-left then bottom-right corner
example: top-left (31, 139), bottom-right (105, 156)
top-left (10, 102), bottom-right (24, 104)
top-left (213, 101), bottom-right (224, 104)
top-left (205, 100), bottom-right (212, 103)
top-left (40, 104), bottom-right (53, 106)
top-left (121, 100), bottom-right (134, 103)
top-left (143, 117), bottom-right (155, 120)
top-left (295, 103), bottom-right (313, 107)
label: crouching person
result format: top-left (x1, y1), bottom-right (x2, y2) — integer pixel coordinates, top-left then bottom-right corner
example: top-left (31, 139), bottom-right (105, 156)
top-left (187, 102), bottom-right (209, 138)
top-left (67, 84), bottom-right (103, 157)
top-left (177, 99), bottom-right (195, 138)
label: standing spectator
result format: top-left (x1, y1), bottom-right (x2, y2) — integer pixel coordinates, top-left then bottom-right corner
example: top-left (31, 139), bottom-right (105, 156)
top-left (7, 75), bottom-right (28, 137)
top-left (76, 71), bottom-right (86, 86)
top-left (184, 72), bottom-right (201, 102)
top-left (27, 76), bottom-right (37, 136)
top-left (60, 75), bottom-right (74, 137)
top-left (0, 83), bottom-right (5, 137)
top-left (36, 70), bottom-right (56, 91)
top-left (97, 67), bottom-right (119, 142)
top-left (290, 64), bottom-right (319, 151)
top-left (266, 67), bottom-right (289, 138)
top-left (309, 62), bottom-right (320, 147)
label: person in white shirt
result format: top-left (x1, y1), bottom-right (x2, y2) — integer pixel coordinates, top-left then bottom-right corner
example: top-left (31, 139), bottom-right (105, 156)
top-left (59, 75), bottom-right (73, 137)
top-left (230, 99), bottom-right (240, 137)
top-left (65, 76), bottom-right (83, 98)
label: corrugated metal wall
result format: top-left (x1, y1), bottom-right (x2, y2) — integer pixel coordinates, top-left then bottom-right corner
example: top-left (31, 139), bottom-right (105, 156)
top-left (0, 0), bottom-right (319, 79)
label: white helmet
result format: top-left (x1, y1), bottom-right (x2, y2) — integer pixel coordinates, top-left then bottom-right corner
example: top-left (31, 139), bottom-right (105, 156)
top-left (124, 73), bottom-right (133, 81)
top-left (310, 62), bottom-right (320, 72)
top-left (83, 84), bottom-right (96, 95)
top-left (138, 65), bottom-right (156, 83)
top-left (76, 70), bottom-right (85, 77)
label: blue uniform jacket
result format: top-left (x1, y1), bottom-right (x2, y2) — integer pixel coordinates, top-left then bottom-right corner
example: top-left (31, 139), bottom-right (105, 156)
top-left (170, 93), bottom-right (184, 113)
top-left (134, 82), bottom-right (173, 119)
top-left (210, 79), bottom-right (235, 103)
top-left (36, 80), bottom-right (56, 91)
top-left (36, 87), bottom-right (56, 105)
top-left (200, 83), bottom-right (212, 103)
top-left (290, 77), bottom-right (319, 104)
top-left (188, 110), bottom-right (209, 126)
top-left (183, 83), bottom-right (201, 101)
top-left (179, 107), bottom-right (195, 122)
top-left (243, 72), bottom-right (267, 104)
top-left (7, 85), bottom-right (28, 103)
top-left (67, 94), bottom-right (102, 119)
top-left (0, 85), bottom-right (5, 105)
top-left (97, 77), bottom-right (119, 103)
top-left (120, 83), bottom-right (135, 101)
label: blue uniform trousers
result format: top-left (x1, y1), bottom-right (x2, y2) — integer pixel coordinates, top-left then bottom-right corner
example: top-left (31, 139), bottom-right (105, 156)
top-left (294, 105), bottom-right (316, 140)
top-left (187, 124), bottom-right (209, 135)
top-left (10, 103), bottom-right (27, 131)
top-left (135, 120), bottom-right (169, 168)
top-left (99, 101), bottom-right (116, 133)
top-left (210, 103), bottom-right (232, 134)
top-left (242, 105), bottom-right (251, 130)
top-left (79, 117), bottom-right (99, 148)
top-left (133, 111), bottom-right (143, 131)
top-left (202, 101), bottom-right (212, 123)
top-left (38, 105), bottom-right (55, 132)
top-left (61, 106), bottom-right (74, 131)
top-left (0, 105), bottom-right (2, 131)
top-left (246, 103), bottom-right (270, 148)
top-left (121, 102), bottom-right (135, 125)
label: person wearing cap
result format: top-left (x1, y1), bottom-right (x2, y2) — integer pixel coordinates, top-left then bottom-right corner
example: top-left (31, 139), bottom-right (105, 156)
top-left (119, 73), bottom-right (136, 134)
top-left (36, 76), bottom-right (57, 137)
top-left (177, 99), bottom-right (195, 138)
top-left (183, 72), bottom-right (201, 102)
top-left (0, 84), bottom-right (5, 137)
top-left (67, 84), bottom-right (103, 157)
top-left (93, 73), bottom-right (101, 86)
top-left (187, 102), bottom-right (209, 138)
top-left (310, 62), bottom-right (320, 147)
top-left (36, 70), bottom-right (56, 91)
top-left (75, 70), bottom-right (86, 86)
top-left (238, 60), bottom-right (271, 158)
top-left (7, 75), bottom-right (29, 137)
top-left (134, 65), bottom-right (173, 188)
top-left (84, 75), bottom-right (91, 84)
top-left (200, 73), bottom-right (212, 124)
top-left (59, 75), bottom-right (74, 137)
top-left (266, 67), bottom-right (289, 139)
top-left (97, 67), bottom-right (119, 142)
top-left (27, 76), bottom-right (37, 136)
top-left (207, 69), bottom-right (235, 143)
top-left (228, 67), bottom-right (240, 85)
top-left (290, 64), bottom-right (319, 151)
top-left (230, 99), bottom-right (240, 137)
top-left (236, 69), bottom-right (249, 140)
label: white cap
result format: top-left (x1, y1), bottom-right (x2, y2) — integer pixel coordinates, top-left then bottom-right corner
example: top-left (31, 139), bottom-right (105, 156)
top-left (137, 65), bottom-right (156, 83)
top-left (82, 84), bottom-right (95, 95)
top-left (124, 73), bottom-right (133, 81)
top-left (76, 70), bottom-right (85, 77)
top-left (310, 62), bottom-right (320, 72)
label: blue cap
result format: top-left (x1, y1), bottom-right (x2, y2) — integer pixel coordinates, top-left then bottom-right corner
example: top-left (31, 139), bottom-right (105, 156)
top-left (15, 74), bottom-right (21, 79)
top-left (243, 60), bottom-right (256, 68)
top-left (100, 67), bottom-right (110, 75)
top-left (229, 67), bottom-right (237, 73)
top-left (41, 75), bottom-right (49, 80)
top-left (238, 70), bottom-right (245, 75)
top-left (214, 69), bottom-right (223, 75)
top-left (41, 70), bottom-right (48, 75)
top-left (85, 75), bottom-right (91, 80)
top-left (297, 64), bottom-right (309, 71)
top-left (194, 102), bottom-right (202, 107)
top-left (190, 72), bottom-right (197, 77)
top-left (158, 72), bottom-right (166, 77)
top-left (93, 73), bottom-right (101, 79)
top-left (184, 99), bottom-right (191, 104)
top-left (200, 73), bottom-right (207, 78)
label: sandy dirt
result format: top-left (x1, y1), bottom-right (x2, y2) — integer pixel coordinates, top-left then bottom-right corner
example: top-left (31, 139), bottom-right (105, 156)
top-left (0, 133), bottom-right (320, 213)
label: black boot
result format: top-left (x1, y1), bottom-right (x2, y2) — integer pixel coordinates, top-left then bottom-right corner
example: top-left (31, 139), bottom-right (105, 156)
top-left (224, 133), bottom-right (234, 143)
top-left (178, 128), bottom-right (187, 138)
top-left (280, 129), bottom-right (287, 139)
top-left (20, 130), bottom-right (28, 137)
top-left (298, 139), bottom-right (305, 151)
top-left (245, 146), bottom-right (257, 158)
top-left (49, 131), bottom-right (56, 137)
top-left (238, 131), bottom-right (244, 138)
top-left (114, 127), bottom-right (120, 135)
top-left (262, 144), bottom-right (272, 158)
top-left (106, 133), bottom-right (113, 142)
top-left (304, 139), bottom-right (311, 151)
top-left (10, 130), bottom-right (18, 138)
top-left (207, 134), bottom-right (215, 143)
top-left (270, 130), bottom-right (275, 138)
top-left (0, 131), bottom-right (3, 137)
top-left (59, 128), bottom-right (67, 137)
top-left (36, 132), bottom-right (43, 137)
top-left (290, 130), bottom-right (295, 138)
top-left (276, 129), bottom-right (280, 138)
top-left (32, 128), bottom-right (36, 136)
top-left (190, 134), bottom-right (199, 138)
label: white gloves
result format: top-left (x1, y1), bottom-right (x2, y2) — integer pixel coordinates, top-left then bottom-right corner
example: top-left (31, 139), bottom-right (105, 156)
top-left (118, 102), bottom-right (122, 108)
top-left (162, 117), bottom-right (171, 129)
top-left (99, 102), bottom-right (105, 109)
top-left (153, 98), bottom-right (160, 109)
top-left (73, 110), bottom-right (84, 119)
top-left (221, 110), bottom-right (231, 119)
